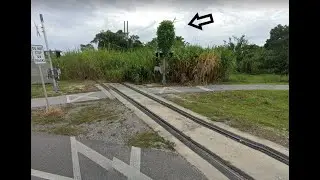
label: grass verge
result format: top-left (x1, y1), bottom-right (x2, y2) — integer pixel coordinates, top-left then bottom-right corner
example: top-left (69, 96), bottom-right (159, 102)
top-left (139, 73), bottom-right (289, 87)
top-left (222, 73), bottom-right (289, 84)
top-left (166, 90), bottom-right (289, 147)
top-left (31, 101), bottom-right (116, 136)
top-left (50, 125), bottom-right (83, 136)
top-left (31, 80), bottom-right (98, 98)
top-left (128, 131), bottom-right (175, 150)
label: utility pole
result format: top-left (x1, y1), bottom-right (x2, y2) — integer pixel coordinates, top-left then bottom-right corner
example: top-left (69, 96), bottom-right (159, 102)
top-left (39, 14), bottom-right (58, 92)
top-left (124, 21), bottom-right (126, 34)
top-left (126, 21), bottom-right (129, 38)
top-left (126, 21), bottom-right (129, 49)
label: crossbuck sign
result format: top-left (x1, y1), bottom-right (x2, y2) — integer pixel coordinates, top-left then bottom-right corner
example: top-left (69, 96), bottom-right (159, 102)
top-left (31, 45), bottom-right (46, 64)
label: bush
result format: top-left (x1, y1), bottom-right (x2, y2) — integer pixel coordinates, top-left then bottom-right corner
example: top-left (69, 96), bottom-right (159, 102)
top-left (53, 45), bottom-right (235, 84)
top-left (53, 48), bottom-right (155, 83)
top-left (213, 46), bottom-right (236, 80)
top-left (167, 45), bottom-right (234, 84)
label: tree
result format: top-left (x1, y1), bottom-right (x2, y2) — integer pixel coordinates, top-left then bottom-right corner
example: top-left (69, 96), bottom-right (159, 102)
top-left (157, 20), bottom-right (175, 55)
top-left (174, 36), bottom-right (187, 47)
top-left (264, 24), bottom-right (289, 74)
top-left (80, 44), bottom-right (94, 51)
top-left (128, 35), bottom-right (143, 49)
top-left (146, 36), bottom-right (187, 49)
top-left (240, 45), bottom-right (266, 74)
top-left (145, 38), bottom-right (158, 49)
top-left (156, 20), bottom-right (176, 84)
top-left (224, 35), bottom-right (249, 72)
top-left (90, 30), bottom-right (143, 50)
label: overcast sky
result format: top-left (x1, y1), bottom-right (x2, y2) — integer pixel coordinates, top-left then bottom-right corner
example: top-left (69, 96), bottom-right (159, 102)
top-left (31, 0), bottom-right (288, 51)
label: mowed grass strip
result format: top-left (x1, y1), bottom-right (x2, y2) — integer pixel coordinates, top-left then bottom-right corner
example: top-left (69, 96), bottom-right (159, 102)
top-left (223, 73), bottom-right (289, 84)
top-left (31, 80), bottom-right (98, 98)
top-left (167, 90), bottom-right (289, 146)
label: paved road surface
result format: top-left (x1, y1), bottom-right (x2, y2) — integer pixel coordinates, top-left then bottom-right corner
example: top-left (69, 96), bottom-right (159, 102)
top-left (31, 91), bottom-right (108, 108)
top-left (139, 84), bottom-right (289, 95)
top-left (31, 133), bottom-right (208, 180)
top-left (31, 84), bottom-right (288, 108)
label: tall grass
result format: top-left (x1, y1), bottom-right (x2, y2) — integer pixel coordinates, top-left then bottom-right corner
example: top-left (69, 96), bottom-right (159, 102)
top-left (53, 45), bottom-right (235, 84)
top-left (168, 45), bottom-right (235, 84)
top-left (54, 48), bottom-right (154, 83)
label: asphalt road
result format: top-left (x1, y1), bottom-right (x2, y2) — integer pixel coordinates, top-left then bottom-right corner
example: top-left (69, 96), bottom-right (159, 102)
top-left (31, 133), bottom-right (208, 180)
top-left (31, 91), bottom-right (108, 108)
top-left (140, 84), bottom-right (289, 95)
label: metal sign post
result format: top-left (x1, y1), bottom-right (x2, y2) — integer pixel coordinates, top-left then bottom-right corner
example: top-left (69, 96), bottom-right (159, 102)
top-left (39, 14), bottom-right (59, 93)
top-left (32, 45), bottom-right (49, 112)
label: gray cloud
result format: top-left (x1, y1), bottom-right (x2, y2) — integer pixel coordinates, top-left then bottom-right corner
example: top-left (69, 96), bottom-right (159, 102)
top-left (31, 0), bottom-right (288, 51)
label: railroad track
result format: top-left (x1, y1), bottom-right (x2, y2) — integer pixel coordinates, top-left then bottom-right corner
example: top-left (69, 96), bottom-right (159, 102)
top-left (99, 82), bottom-right (289, 179)
top-left (120, 83), bottom-right (289, 165)
top-left (100, 83), bottom-right (253, 180)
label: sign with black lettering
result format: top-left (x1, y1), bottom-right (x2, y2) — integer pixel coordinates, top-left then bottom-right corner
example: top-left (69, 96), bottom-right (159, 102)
top-left (31, 45), bottom-right (46, 64)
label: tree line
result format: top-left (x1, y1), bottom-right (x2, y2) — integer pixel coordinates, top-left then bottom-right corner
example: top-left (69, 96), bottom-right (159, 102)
top-left (80, 24), bottom-right (289, 75)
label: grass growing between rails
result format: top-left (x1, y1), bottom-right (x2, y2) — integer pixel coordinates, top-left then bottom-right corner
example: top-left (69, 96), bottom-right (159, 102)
top-left (166, 90), bottom-right (289, 147)
top-left (31, 80), bottom-right (98, 98)
top-left (222, 73), bottom-right (289, 84)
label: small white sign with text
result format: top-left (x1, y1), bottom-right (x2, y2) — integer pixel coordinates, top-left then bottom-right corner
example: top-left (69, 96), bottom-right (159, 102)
top-left (31, 45), bottom-right (46, 64)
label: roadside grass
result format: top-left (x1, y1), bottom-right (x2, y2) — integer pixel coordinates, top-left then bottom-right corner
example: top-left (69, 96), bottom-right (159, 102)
top-left (51, 125), bottom-right (83, 136)
top-left (128, 131), bottom-right (175, 150)
top-left (138, 73), bottom-right (289, 87)
top-left (68, 102), bottom-right (119, 125)
top-left (166, 90), bottom-right (289, 147)
top-left (32, 107), bottom-right (67, 125)
top-left (31, 80), bottom-right (98, 98)
top-left (222, 73), bottom-right (289, 84)
top-left (31, 101), bottom-right (114, 135)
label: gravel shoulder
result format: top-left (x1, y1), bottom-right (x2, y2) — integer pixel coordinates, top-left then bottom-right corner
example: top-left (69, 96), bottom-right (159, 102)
top-left (31, 99), bottom-right (175, 150)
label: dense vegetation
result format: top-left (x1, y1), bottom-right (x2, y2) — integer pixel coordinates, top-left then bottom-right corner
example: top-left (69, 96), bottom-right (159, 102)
top-left (53, 21), bottom-right (289, 84)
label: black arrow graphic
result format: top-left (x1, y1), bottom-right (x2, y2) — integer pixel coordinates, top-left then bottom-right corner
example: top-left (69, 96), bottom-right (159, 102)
top-left (188, 13), bottom-right (214, 30)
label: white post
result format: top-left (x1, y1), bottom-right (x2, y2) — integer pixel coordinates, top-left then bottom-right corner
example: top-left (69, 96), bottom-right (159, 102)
top-left (162, 58), bottom-right (166, 84)
top-left (38, 65), bottom-right (49, 112)
top-left (39, 14), bottom-right (58, 92)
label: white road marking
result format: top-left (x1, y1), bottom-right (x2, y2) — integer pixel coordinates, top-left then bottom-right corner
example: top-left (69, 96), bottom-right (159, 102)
top-left (113, 157), bottom-right (153, 180)
top-left (31, 169), bottom-right (74, 180)
top-left (66, 95), bottom-right (71, 103)
top-left (70, 137), bottom-right (82, 180)
top-left (75, 139), bottom-right (150, 179)
top-left (196, 86), bottom-right (213, 92)
top-left (95, 84), bottom-right (115, 99)
top-left (75, 140), bottom-right (113, 170)
top-left (130, 146), bottom-right (141, 171)
top-left (159, 87), bottom-right (181, 94)
top-left (167, 94), bottom-right (193, 103)
top-left (168, 87), bottom-right (181, 92)
top-left (159, 87), bottom-right (167, 94)
top-left (69, 92), bottom-right (99, 103)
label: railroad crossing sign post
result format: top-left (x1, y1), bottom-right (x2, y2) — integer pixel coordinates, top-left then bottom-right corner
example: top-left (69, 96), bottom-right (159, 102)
top-left (39, 14), bottom-right (59, 93)
top-left (32, 44), bottom-right (49, 112)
